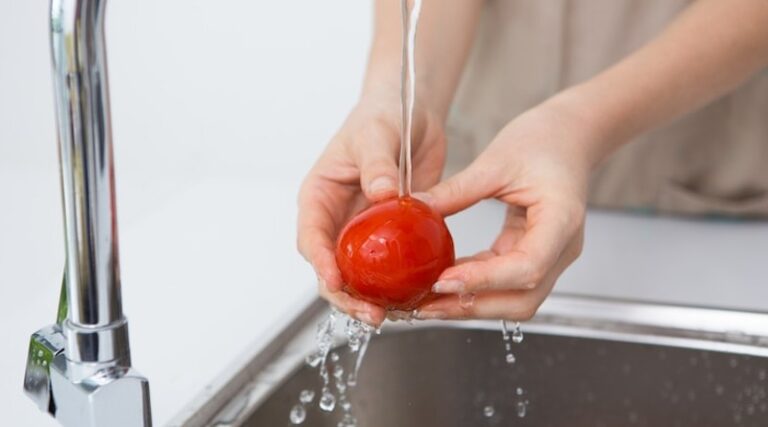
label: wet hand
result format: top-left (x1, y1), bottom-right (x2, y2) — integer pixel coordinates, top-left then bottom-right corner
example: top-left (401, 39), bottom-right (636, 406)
top-left (415, 100), bottom-right (599, 321)
top-left (297, 94), bottom-right (446, 326)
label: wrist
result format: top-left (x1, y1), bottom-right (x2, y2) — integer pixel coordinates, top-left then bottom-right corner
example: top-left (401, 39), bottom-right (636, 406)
top-left (542, 85), bottom-right (631, 170)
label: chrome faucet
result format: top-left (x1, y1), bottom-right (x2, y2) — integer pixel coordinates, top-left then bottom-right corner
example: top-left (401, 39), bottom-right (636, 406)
top-left (23, 0), bottom-right (152, 425)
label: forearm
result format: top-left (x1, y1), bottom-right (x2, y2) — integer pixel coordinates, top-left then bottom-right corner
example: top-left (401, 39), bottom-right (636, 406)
top-left (555, 0), bottom-right (768, 166)
top-left (362, 0), bottom-right (484, 119)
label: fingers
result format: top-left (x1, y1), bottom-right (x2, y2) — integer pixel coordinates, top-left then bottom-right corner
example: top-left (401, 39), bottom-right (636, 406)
top-left (415, 291), bottom-right (540, 321)
top-left (422, 162), bottom-right (497, 216)
top-left (297, 180), bottom-right (345, 291)
top-left (432, 201), bottom-right (582, 294)
top-left (318, 281), bottom-right (386, 326)
top-left (355, 123), bottom-right (399, 201)
top-left (416, 247), bottom-right (573, 321)
top-left (417, 220), bottom-right (583, 321)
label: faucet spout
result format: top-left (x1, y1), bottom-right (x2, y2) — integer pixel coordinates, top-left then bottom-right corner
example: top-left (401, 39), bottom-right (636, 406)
top-left (24, 1), bottom-right (152, 425)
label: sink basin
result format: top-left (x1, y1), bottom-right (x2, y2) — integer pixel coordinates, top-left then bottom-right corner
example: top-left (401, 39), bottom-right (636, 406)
top-left (242, 327), bottom-right (767, 426)
top-left (169, 295), bottom-right (768, 427)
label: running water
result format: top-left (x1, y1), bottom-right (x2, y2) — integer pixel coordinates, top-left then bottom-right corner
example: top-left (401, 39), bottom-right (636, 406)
top-left (291, 2), bottom-right (424, 424)
top-left (496, 321), bottom-right (529, 418)
top-left (290, 308), bottom-right (374, 425)
top-left (515, 387), bottom-right (530, 418)
top-left (500, 320), bottom-right (523, 364)
top-left (398, 0), bottom-right (423, 197)
top-left (345, 317), bottom-right (373, 386)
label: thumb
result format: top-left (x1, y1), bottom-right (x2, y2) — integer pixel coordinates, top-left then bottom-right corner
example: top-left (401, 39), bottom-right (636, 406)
top-left (356, 130), bottom-right (399, 202)
top-left (423, 163), bottom-right (495, 216)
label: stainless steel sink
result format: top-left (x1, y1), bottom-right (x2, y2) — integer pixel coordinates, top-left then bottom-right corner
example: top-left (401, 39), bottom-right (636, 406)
top-left (169, 295), bottom-right (768, 427)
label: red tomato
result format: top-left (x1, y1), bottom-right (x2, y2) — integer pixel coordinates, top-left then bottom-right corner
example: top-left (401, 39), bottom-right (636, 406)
top-left (335, 196), bottom-right (455, 311)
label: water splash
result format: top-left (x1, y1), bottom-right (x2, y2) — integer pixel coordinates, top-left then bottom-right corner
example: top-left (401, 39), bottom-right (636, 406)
top-left (289, 404), bottom-right (306, 424)
top-left (333, 359), bottom-right (358, 427)
top-left (511, 321), bottom-right (524, 344)
top-left (516, 400), bottom-right (528, 418)
top-left (483, 405), bottom-right (495, 418)
top-left (515, 387), bottom-right (529, 418)
top-left (317, 310), bottom-right (340, 412)
top-left (319, 390), bottom-right (337, 412)
top-left (290, 308), bottom-right (374, 425)
top-left (500, 320), bottom-right (515, 364)
top-left (348, 323), bottom-right (373, 387)
top-left (299, 390), bottom-right (315, 404)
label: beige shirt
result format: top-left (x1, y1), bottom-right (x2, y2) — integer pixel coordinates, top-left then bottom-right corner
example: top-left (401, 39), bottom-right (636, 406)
top-left (446, 0), bottom-right (768, 217)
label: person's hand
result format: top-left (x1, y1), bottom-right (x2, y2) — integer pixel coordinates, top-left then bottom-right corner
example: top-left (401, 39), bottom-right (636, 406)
top-left (298, 92), bottom-right (447, 326)
top-left (414, 98), bottom-right (600, 321)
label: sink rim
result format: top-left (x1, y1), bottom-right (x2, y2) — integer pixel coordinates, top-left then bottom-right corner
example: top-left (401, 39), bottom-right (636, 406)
top-left (168, 293), bottom-right (768, 426)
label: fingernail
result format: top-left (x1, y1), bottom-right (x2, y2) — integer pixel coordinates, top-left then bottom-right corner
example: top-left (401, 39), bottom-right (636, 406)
top-left (432, 280), bottom-right (465, 293)
top-left (368, 176), bottom-right (396, 195)
top-left (414, 310), bottom-right (446, 320)
top-left (412, 191), bottom-right (433, 206)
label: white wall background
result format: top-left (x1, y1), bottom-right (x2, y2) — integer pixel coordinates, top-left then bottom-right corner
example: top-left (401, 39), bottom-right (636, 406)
top-left (2, 1), bottom-right (767, 426)
top-left (0, 1), bottom-right (373, 424)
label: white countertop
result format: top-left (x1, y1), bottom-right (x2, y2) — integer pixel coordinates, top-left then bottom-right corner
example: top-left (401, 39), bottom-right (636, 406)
top-left (2, 1), bottom-right (767, 426)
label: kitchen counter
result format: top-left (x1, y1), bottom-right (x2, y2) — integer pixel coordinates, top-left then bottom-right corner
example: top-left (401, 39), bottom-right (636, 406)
top-left (2, 1), bottom-right (767, 426)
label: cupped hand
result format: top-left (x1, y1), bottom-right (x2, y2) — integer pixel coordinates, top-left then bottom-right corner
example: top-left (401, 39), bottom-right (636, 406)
top-left (297, 93), bottom-right (447, 326)
top-left (415, 100), bottom-right (599, 321)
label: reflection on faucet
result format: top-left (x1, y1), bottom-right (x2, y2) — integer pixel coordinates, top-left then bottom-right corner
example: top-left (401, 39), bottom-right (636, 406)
top-left (23, 0), bottom-right (151, 425)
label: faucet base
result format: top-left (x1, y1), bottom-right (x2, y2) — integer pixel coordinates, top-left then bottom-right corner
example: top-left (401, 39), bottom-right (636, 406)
top-left (50, 352), bottom-right (152, 427)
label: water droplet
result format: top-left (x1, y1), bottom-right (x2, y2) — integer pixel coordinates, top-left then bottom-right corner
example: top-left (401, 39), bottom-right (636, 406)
top-left (337, 413), bottom-right (357, 427)
top-left (516, 387), bottom-right (524, 396)
top-left (319, 389), bottom-right (336, 412)
top-left (459, 293), bottom-right (475, 308)
top-left (331, 352), bottom-right (340, 363)
top-left (341, 400), bottom-right (352, 412)
top-left (289, 404), bottom-right (306, 424)
top-left (299, 390), bottom-right (315, 404)
top-left (305, 351), bottom-right (323, 368)
top-left (333, 364), bottom-right (344, 379)
top-left (37, 350), bottom-right (43, 357)
top-left (347, 321), bottom-right (373, 387)
top-left (512, 322), bottom-right (524, 343)
top-left (483, 405), bottom-right (495, 418)
top-left (41, 360), bottom-right (48, 366)
top-left (506, 353), bottom-right (516, 364)
top-left (346, 318), bottom-right (363, 352)
top-left (516, 400), bottom-right (528, 418)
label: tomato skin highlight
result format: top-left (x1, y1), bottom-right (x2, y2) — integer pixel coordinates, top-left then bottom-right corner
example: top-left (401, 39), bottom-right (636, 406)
top-left (335, 196), bottom-right (455, 311)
